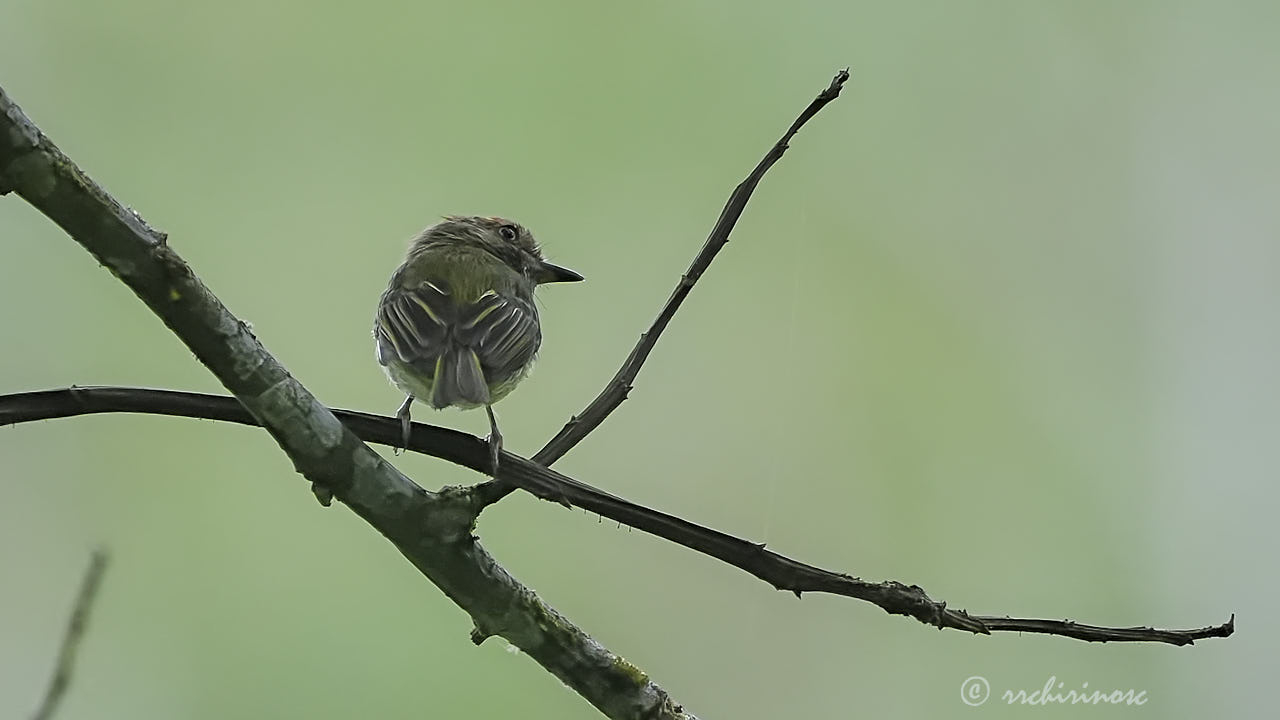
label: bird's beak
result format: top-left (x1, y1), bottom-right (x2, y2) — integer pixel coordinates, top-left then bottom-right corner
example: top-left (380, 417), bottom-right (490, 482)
top-left (535, 261), bottom-right (584, 284)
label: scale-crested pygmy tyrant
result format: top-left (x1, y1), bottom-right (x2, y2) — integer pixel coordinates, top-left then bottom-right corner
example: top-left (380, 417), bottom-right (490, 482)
top-left (374, 216), bottom-right (582, 472)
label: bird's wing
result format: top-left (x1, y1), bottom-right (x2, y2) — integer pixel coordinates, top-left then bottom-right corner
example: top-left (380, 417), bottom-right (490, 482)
top-left (457, 290), bottom-right (542, 383)
top-left (376, 283), bottom-right (541, 384)
top-left (375, 281), bottom-right (453, 367)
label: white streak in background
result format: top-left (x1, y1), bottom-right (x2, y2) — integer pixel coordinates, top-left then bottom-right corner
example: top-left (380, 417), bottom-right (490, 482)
top-left (1136, 7), bottom-right (1280, 718)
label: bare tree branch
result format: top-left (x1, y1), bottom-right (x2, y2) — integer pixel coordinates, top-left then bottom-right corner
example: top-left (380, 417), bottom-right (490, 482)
top-left (31, 549), bottom-right (109, 720)
top-left (489, 69), bottom-right (851, 500)
top-left (1, 83), bottom-right (693, 720)
top-left (0, 386), bottom-right (1237, 647)
top-left (0, 63), bottom-right (1236, 720)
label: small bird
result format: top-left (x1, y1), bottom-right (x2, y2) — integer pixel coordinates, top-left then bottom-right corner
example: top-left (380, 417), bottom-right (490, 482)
top-left (374, 216), bottom-right (582, 473)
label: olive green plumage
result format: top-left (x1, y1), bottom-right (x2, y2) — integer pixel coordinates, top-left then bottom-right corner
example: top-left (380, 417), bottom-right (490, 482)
top-left (374, 216), bottom-right (581, 470)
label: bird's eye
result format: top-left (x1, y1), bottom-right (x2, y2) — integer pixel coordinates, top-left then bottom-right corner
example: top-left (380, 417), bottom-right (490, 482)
top-left (498, 224), bottom-right (518, 242)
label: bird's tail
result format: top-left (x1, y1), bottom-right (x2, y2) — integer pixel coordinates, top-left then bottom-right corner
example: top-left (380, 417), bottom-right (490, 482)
top-left (431, 347), bottom-right (491, 409)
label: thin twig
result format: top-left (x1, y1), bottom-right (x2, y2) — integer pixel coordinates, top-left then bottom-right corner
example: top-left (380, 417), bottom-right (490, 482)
top-left (0, 386), bottom-right (1236, 647)
top-left (492, 69), bottom-right (850, 495)
top-left (32, 549), bottom-right (110, 720)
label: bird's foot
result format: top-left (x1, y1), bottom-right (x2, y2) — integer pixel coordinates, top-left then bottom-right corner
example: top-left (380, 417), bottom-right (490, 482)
top-left (485, 405), bottom-right (503, 477)
top-left (395, 395), bottom-right (414, 455)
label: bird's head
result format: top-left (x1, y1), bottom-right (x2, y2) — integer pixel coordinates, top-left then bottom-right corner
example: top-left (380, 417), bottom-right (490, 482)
top-left (418, 215), bottom-right (583, 285)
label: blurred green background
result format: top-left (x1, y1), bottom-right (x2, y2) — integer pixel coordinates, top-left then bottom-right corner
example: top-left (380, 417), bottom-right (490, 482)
top-left (2, 1), bottom-right (1275, 718)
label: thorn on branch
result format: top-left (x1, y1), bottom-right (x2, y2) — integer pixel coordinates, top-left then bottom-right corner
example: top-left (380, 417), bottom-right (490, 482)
top-left (310, 482), bottom-right (334, 507)
top-left (470, 625), bottom-right (493, 645)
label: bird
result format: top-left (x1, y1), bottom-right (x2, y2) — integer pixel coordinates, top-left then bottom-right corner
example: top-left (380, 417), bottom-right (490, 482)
top-left (374, 215), bottom-right (582, 474)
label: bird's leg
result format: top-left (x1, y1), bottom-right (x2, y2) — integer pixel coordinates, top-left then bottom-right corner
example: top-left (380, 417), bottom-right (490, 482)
top-left (394, 395), bottom-right (414, 454)
top-left (485, 404), bottom-right (503, 476)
